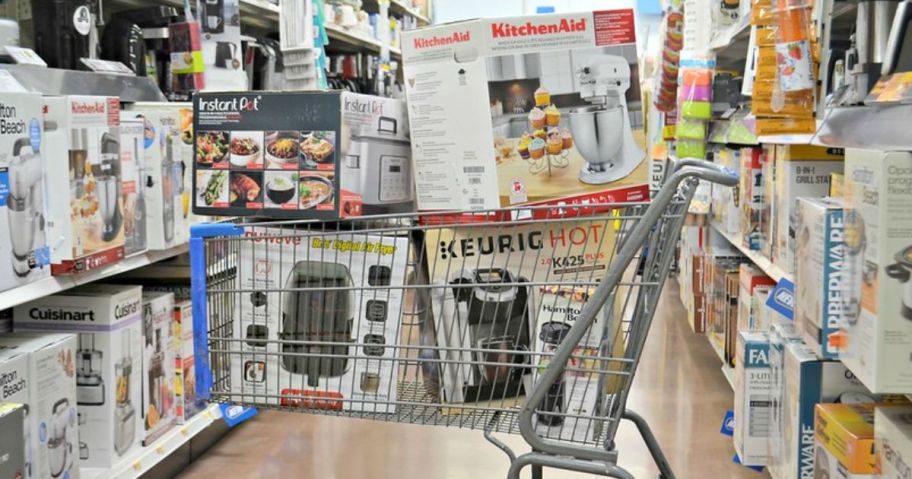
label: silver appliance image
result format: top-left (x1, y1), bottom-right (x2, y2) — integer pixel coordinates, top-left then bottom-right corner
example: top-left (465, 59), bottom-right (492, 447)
top-left (125, 135), bottom-right (147, 253)
top-left (279, 261), bottom-right (355, 387)
top-left (114, 329), bottom-right (136, 456)
top-left (8, 136), bottom-right (46, 277)
top-left (341, 115), bottom-right (413, 214)
top-left (201, 0), bottom-right (225, 34)
top-left (161, 132), bottom-right (176, 243)
top-left (537, 321), bottom-right (571, 426)
top-left (94, 132), bottom-right (123, 242)
top-left (839, 0), bottom-right (899, 104)
top-left (214, 41), bottom-right (239, 69)
top-left (885, 245), bottom-right (912, 320)
top-left (76, 334), bottom-right (105, 406)
top-left (77, 412), bottom-right (88, 460)
top-left (569, 55), bottom-right (645, 185)
top-left (47, 398), bottom-right (72, 478)
top-left (146, 326), bottom-right (168, 424)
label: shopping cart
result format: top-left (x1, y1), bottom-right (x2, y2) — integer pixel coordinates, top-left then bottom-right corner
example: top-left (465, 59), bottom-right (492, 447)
top-left (189, 159), bottom-right (736, 479)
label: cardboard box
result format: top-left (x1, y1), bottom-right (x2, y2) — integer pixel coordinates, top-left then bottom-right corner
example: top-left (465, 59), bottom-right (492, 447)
top-left (192, 91), bottom-right (413, 220)
top-left (0, 92), bottom-right (52, 291)
top-left (0, 337), bottom-right (33, 478)
top-left (172, 299), bottom-right (204, 422)
top-left (740, 147), bottom-right (764, 250)
top-left (43, 95), bottom-right (126, 274)
top-left (141, 291), bottom-right (176, 444)
top-left (734, 331), bottom-right (771, 467)
top-left (0, 403), bottom-right (26, 478)
top-left (737, 263), bottom-right (776, 332)
top-left (760, 144), bottom-right (776, 258)
top-left (711, 148), bottom-right (740, 236)
top-left (119, 118), bottom-right (149, 256)
top-left (13, 284), bottom-right (144, 467)
top-left (815, 403), bottom-right (898, 478)
top-left (875, 406), bottom-right (912, 479)
top-left (402, 9), bottom-right (649, 211)
top-left (842, 148), bottom-right (912, 393)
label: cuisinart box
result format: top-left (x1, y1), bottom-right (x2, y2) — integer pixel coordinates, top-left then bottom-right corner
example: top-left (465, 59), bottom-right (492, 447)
top-left (119, 118), bottom-right (149, 256)
top-left (0, 92), bottom-right (51, 292)
top-left (842, 148), bottom-right (912, 393)
top-left (875, 406), bottom-right (912, 479)
top-left (141, 291), bottom-right (176, 444)
top-left (734, 331), bottom-right (771, 467)
top-left (43, 95), bottom-right (126, 274)
top-left (192, 91), bottom-right (413, 220)
top-left (13, 284), bottom-right (144, 467)
top-left (402, 9), bottom-right (650, 211)
top-left (230, 227), bottom-right (408, 412)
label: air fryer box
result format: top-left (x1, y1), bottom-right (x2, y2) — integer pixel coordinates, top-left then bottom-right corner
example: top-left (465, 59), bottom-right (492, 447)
top-left (173, 299), bottom-right (204, 422)
top-left (402, 9), bottom-right (650, 211)
top-left (119, 118), bottom-right (149, 256)
top-left (43, 95), bottom-right (126, 274)
top-left (192, 91), bottom-right (413, 220)
top-left (842, 148), bottom-right (912, 394)
top-left (230, 227), bottom-right (408, 413)
top-left (0, 339), bottom-right (33, 478)
top-left (875, 406), bottom-right (912, 479)
top-left (12, 284), bottom-right (144, 467)
top-left (141, 291), bottom-right (176, 445)
top-left (0, 91), bottom-right (51, 292)
top-left (815, 403), bottom-right (899, 479)
top-left (0, 403), bottom-right (26, 479)
top-left (734, 331), bottom-right (771, 467)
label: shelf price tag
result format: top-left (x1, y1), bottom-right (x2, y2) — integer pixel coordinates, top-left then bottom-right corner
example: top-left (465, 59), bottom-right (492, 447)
top-left (155, 445), bottom-right (166, 456)
top-left (181, 427), bottom-right (190, 437)
top-left (133, 462), bottom-right (143, 472)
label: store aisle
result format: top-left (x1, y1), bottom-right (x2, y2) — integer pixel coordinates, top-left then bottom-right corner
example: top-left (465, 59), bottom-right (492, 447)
top-left (178, 280), bottom-right (765, 478)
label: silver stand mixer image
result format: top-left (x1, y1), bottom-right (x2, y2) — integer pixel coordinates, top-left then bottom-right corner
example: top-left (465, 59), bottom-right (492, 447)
top-left (48, 398), bottom-right (73, 478)
top-left (8, 137), bottom-right (46, 276)
top-left (93, 132), bottom-right (123, 242)
top-left (569, 55), bottom-right (645, 185)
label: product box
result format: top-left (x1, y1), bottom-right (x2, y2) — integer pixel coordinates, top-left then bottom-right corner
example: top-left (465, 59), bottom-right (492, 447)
top-left (192, 91), bottom-right (413, 220)
top-left (842, 148), bottom-right (912, 393)
top-left (119, 118), bottom-right (149, 256)
top-left (0, 338), bottom-right (33, 478)
top-left (0, 91), bottom-right (51, 292)
top-left (711, 148), bottom-right (740, 236)
top-left (230, 227), bottom-right (408, 413)
top-left (737, 263), bottom-right (776, 332)
top-left (760, 144), bottom-right (776, 258)
top-left (0, 403), bottom-right (26, 479)
top-left (141, 291), bottom-right (176, 444)
top-left (815, 403), bottom-right (896, 478)
top-left (772, 145), bottom-right (844, 276)
top-left (13, 284), bottom-right (144, 467)
top-left (122, 105), bottom-right (188, 250)
top-left (875, 406), bottom-right (912, 479)
top-left (740, 147), bottom-right (763, 250)
top-left (734, 331), bottom-right (771, 467)
top-left (43, 95), bottom-right (125, 274)
top-left (172, 299), bottom-right (204, 422)
top-left (402, 9), bottom-right (650, 211)
top-left (795, 197), bottom-right (847, 359)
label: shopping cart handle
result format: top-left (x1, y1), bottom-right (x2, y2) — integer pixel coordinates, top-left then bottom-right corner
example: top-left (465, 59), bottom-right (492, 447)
top-left (667, 158), bottom-right (739, 187)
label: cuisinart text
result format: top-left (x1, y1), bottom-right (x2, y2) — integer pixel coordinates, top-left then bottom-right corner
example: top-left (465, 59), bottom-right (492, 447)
top-left (29, 307), bottom-right (95, 321)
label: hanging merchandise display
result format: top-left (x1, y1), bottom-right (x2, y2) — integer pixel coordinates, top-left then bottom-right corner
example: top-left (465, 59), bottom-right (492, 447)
top-left (141, 291), bottom-right (176, 445)
top-left (196, 0), bottom-right (247, 91)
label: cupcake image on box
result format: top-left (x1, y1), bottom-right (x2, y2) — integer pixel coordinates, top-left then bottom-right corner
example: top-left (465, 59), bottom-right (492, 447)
top-left (561, 128), bottom-right (573, 149)
top-left (517, 134), bottom-right (532, 159)
top-left (534, 87), bottom-right (551, 107)
top-left (529, 138), bottom-right (545, 159)
top-left (545, 105), bottom-right (561, 126)
top-left (533, 128), bottom-right (547, 140)
top-left (529, 107), bottom-right (546, 128)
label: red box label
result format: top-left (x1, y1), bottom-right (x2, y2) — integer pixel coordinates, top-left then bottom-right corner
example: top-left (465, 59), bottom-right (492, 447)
top-left (594, 9), bottom-right (636, 46)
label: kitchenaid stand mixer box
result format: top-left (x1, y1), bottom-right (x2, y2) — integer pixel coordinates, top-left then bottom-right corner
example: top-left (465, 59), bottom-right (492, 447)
top-left (12, 284), bottom-right (144, 467)
top-left (402, 9), bottom-right (649, 211)
top-left (141, 291), bottom-right (176, 445)
top-left (229, 228), bottom-right (408, 412)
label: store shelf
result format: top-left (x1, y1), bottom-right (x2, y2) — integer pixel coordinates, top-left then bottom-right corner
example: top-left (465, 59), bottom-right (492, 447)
top-left (325, 22), bottom-right (383, 52)
top-left (363, 0), bottom-right (431, 24)
top-left (709, 220), bottom-right (792, 283)
top-left (711, 17), bottom-right (751, 71)
top-left (721, 365), bottom-right (735, 389)
top-left (1, 65), bottom-right (166, 102)
top-left (0, 244), bottom-right (189, 311)
top-left (816, 104), bottom-right (912, 150)
top-left (707, 333), bottom-right (734, 390)
top-left (82, 404), bottom-right (223, 479)
top-left (108, 0), bottom-right (279, 31)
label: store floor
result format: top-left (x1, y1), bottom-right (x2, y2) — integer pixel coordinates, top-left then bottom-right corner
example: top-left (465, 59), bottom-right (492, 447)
top-left (178, 280), bottom-right (767, 478)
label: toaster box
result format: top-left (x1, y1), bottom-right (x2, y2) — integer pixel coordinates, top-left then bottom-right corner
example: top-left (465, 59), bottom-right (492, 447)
top-left (122, 106), bottom-right (188, 251)
top-left (0, 339), bottom-right (34, 478)
top-left (119, 118), bottom-right (149, 256)
top-left (0, 403), bottom-right (26, 479)
top-left (173, 299), bottom-right (204, 422)
top-left (192, 91), bottom-right (413, 220)
top-left (0, 91), bottom-right (51, 292)
top-left (141, 291), bottom-right (176, 444)
top-left (12, 284), bottom-right (144, 467)
top-left (875, 406), bottom-right (912, 479)
top-left (402, 9), bottom-right (650, 212)
top-left (795, 197), bottom-right (847, 359)
top-left (815, 403), bottom-right (901, 479)
top-left (43, 95), bottom-right (126, 275)
top-left (842, 148), bottom-right (912, 394)
top-left (734, 331), bottom-right (771, 467)
top-left (230, 227), bottom-right (408, 413)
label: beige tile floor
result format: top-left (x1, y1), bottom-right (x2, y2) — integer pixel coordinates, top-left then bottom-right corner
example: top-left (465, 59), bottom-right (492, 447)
top-left (178, 280), bottom-right (768, 478)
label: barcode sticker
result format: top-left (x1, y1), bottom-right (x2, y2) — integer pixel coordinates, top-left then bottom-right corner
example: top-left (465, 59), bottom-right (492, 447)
top-left (464, 167), bottom-right (485, 174)
top-left (469, 198), bottom-right (485, 205)
top-left (468, 177), bottom-right (482, 185)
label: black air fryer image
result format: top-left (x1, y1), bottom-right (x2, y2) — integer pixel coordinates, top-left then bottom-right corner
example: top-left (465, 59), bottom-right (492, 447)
top-left (537, 321), bottom-right (572, 426)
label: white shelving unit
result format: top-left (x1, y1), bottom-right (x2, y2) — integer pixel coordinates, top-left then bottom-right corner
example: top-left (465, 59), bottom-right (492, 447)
top-left (707, 334), bottom-right (735, 390)
top-left (709, 221), bottom-right (792, 283)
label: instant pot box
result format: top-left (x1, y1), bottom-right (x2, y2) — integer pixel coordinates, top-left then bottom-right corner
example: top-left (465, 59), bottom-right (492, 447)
top-left (43, 95), bottom-right (125, 274)
top-left (0, 91), bottom-right (51, 292)
top-left (815, 403), bottom-right (898, 479)
top-left (119, 119), bottom-right (149, 256)
top-left (842, 148), bottom-right (912, 394)
top-left (230, 227), bottom-right (408, 413)
top-left (875, 406), bottom-right (912, 479)
top-left (734, 331), bottom-right (771, 467)
top-left (402, 9), bottom-right (649, 211)
top-left (0, 403), bottom-right (26, 479)
top-left (192, 91), bottom-right (413, 220)
top-left (141, 291), bottom-right (176, 445)
top-left (13, 284), bottom-right (144, 467)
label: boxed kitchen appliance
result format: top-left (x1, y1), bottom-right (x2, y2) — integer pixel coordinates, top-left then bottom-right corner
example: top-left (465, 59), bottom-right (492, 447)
top-left (795, 197), bottom-right (847, 359)
top-left (737, 263), bottom-right (775, 332)
top-left (43, 95), bottom-right (126, 274)
top-left (192, 91), bottom-right (413, 220)
top-left (842, 148), bottom-right (912, 394)
top-left (760, 145), bottom-right (776, 258)
top-left (173, 299), bottom-right (204, 422)
top-left (734, 331), bottom-right (771, 467)
top-left (230, 227), bottom-right (408, 412)
top-left (875, 406), bottom-right (912, 479)
top-left (0, 403), bottom-right (26, 479)
top-left (402, 9), bottom-right (650, 211)
top-left (815, 403), bottom-right (900, 479)
top-left (0, 338), bottom-right (33, 478)
top-left (13, 284), bottom-right (144, 467)
top-left (739, 146), bottom-right (764, 250)
top-left (141, 291), bottom-right (176, 444)
top-left (0, 91), bottom-right (51, 292)
top-left (119, 118), bottom-right (149, 256)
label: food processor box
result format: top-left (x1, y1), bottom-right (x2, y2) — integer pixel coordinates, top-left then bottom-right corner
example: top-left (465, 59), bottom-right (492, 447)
top-left (119, 118), bottom-right (149, 257)
top-left (733, 331), bottom-right (771, 467)
top-left (122, 106), bottom-right (188, 251)
top-left (230, 227), bottom-right (408, 413)
top-left (0, 91), bottom-right (51, 293)
top-left (0, 340), bottom-right (33, 479)
top-left (875, 406), bottom-right (912, 479)
top-left (842, 148), bottom-right (912, 394)
top-left (174, 299), bottom-right (204, 422)
top-left (815, 403), bottom-right (899, 478)
top-left (0, 403), bottom-right (27, 479)
top-left (12, 284), bottom-right (144, 468)
top-left (141, 291), bottom-right (177, 445)
top-left (401, 10), bottom-right (650, 213)
top-left (794, 197), bottom-right (846, 360)
top-left (191, 91), bottom-right (412, 220)
top-left (42, 95), bottom-right (126, 275)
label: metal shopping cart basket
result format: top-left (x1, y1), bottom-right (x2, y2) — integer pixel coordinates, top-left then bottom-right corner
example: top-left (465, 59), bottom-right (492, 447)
top-left (189, 159), bottom-right (736, 479)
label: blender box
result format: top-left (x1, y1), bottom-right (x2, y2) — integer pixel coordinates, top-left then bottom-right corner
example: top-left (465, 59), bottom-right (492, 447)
top-left (733, 331), bottom-right (771, 467)
top-left (842, 148), bottom-right (912, 394)
top-left (119, 118), bottom-right (149, 257)
top-left (794, 197), bottom-right (847, 360)
top-left (772, 144), bottom-right (844, 276)
top-left (875, 406), bottom-right (912, 479)
top-left (141, 291), bottom-right (176, 444)
top-left (122, 106), bottom-right (187, 251)
top-left (43, 95), bottom-right (126, 275)
top-left (0, 403), bottom-right (26, 479)
top-left (12, 284), bottom-right (144, 467)
top-left (0, 91), bottom-right (51, 292)
top-left (192, 91), bottom-right (413, 220)
top-left (401, 9), bottom-right (650, 212)
top-left (230, 227), bottom-right (408, 413)
top-left (173, 299), bottom-right (204, 422)
top-left (815, 403), bottom-right (899, 478)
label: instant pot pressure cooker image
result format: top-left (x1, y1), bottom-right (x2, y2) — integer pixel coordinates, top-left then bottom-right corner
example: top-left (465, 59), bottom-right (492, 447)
top-left (885, 244), bottom-right (912, 320)
top-left (280, 261), bottom-right (356, 387)
top-left (341, 115), bottom-right (413, 214)
top-left (48, 398), bottom-right (73, 478)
